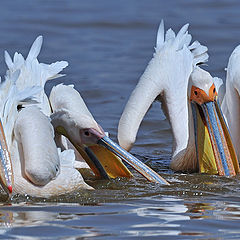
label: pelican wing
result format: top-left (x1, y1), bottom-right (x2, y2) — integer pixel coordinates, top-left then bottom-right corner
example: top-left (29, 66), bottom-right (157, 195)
top-left (4, 36), bottom-right (68, 116)
top-left (189, 41), bottom-right (208, 65)
top-left (0, 70), bottom-right (41, 146)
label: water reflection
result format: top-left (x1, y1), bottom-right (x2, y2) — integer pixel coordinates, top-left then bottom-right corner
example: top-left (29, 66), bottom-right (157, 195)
top-left (0, 196), bottom-right (240, 238)
top-left (0, 206), bottom-right (105, 238)
top-left (185, 202), bottom-right (215, 219)
top-left (0, 210), bottom-right (12, 228)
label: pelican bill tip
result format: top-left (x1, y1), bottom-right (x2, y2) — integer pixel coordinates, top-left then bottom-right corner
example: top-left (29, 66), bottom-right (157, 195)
top-left (7, 185), bottom-right (12, 194)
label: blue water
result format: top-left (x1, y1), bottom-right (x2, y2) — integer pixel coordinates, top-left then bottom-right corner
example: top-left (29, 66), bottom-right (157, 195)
top-left (1, 0), bottom-right (240, 239)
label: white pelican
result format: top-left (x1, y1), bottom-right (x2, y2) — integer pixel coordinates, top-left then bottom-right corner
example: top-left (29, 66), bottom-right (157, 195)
top-left (0, 36), bottom-right (168, 197)
top-left (221, 45), bottom-right (240, 162)
top-left (118, 21), bottom-right (239, 176)
top-left (0, 62), bottom-right (95, 197)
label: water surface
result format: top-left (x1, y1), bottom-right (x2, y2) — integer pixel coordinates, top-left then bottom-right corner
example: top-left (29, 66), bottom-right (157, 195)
top-left (0, 0), bottom-right (240, 239)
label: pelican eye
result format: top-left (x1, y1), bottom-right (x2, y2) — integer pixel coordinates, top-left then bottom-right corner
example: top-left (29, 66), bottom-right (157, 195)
top-left (84, 131), bottom-right (90, 136)
top-left (17, 105), bottom-right (23, 111)
top-left (194, 91), bottom-right (198, 96)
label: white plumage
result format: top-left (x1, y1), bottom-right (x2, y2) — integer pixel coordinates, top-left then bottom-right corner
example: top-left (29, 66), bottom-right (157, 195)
top-left (118, 21), bottom-right (237, 175)
top-left (221, 45), bottom-right (240, 161)
top-left (0, 36), bottom-right (160, 197)
top-left (4, 36), bottom-right (68, 116)
top-left (118, 21), bottom-right (208, 172)
top-left (0, 37), bottom-right (93, 197)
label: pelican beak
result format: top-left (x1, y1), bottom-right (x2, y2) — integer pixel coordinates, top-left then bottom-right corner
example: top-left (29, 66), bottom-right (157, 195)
top-left (191, 85), bottom-right (239, 176)
top-left (75, 129), bottom-right (169, 184)
top-left (97, 136), bottom-right (169, 184)
top-left (79, 143), bottom-right (133, 180)
top-left (98, 136), bottom-right (169, 185)
top-left (0, 120), bottom-right (13, 194)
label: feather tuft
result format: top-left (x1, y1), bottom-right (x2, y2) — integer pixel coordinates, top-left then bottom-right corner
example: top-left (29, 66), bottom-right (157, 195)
top-left (4, 51), bottom-right (14, 70)
top-left (156, 20), bottom-right (164, 49)
top-left (4, 36), bottom-right (69, 116)
top-left (26, 36), bottom-right (43, 61)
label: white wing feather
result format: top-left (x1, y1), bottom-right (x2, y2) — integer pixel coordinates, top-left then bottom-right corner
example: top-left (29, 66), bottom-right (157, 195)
top-left (0, 69), bottom-right (41, 146)
top-left (4, 36), bottom-right (69, 116)
top-left (156, 20), bottom-right (164, 49)
top-left (58, 148), bottom-right (75, 168)
top-left (26, 36), bottom-right (43, 61)
top-left (165, 28), bottom-right (176, 42)
top-left (4, 51), bottom-right (14, 70)
top-left (155, 22), bottom-right (208, 65)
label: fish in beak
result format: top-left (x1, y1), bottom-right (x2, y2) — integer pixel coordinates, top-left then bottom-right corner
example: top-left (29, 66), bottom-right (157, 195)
top-left (190, 84), bottom-right (239, 176)
top-left (0, 120), bottom-right (13, 194)
top-left (71, 127), bottom-right (169, 184)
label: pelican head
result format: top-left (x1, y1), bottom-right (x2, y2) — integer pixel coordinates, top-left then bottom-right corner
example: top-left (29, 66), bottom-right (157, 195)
top-left (189, 67), bottom-right (239, 176)
top-left (50, 84), bottom-right (168, 184)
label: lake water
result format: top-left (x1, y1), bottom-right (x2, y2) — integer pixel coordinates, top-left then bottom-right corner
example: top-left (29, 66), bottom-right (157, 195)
top-left (0, 0), bottom-right (240, 239)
